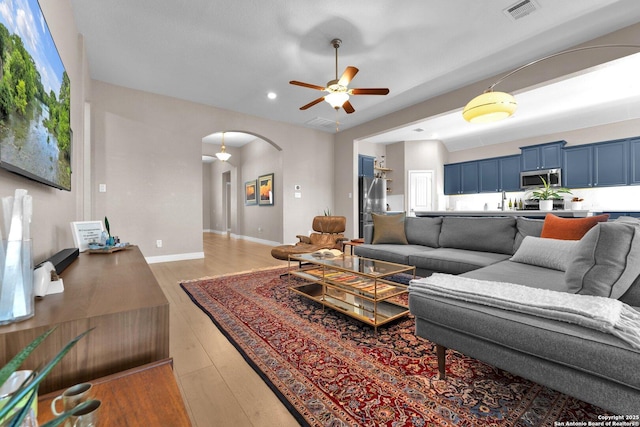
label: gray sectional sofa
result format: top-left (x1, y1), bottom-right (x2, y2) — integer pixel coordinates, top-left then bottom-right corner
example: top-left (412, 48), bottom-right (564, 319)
top-left (354, 215), bottom-right (640, 414)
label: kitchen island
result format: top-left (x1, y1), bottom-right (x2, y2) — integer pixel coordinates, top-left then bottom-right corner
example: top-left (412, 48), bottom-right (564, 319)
top-left (414, 210), bottom-right (595, 218)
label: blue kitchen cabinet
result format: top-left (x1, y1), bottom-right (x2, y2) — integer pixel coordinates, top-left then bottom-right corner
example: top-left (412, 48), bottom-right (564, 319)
top-left (593, 139), bottom-right (628, 187)
top-left (499, 155), bottom-right (521, 191)
top-left (563, 145), bottom-right (593, 188)
top-left (563, 140), bottom-right (628, 188)
top-left (478, 155), bottom-right (520, 192)
top-left (520, 141), bottom-right (565, 171)
top-left (445, 162), bottom-right (479, 194)
top-left (630, 137), bottom-right (640, 185)
top-left (444, 164), bottom-right (461, 195)
top-left (358, 155), bottom-right (375, 177)
top-left (478, 159), bottom-right (499, 192)
top-left (461, 162), bottom-right (479, 194)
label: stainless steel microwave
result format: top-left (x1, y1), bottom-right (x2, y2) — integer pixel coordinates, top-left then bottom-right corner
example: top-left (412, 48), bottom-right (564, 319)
top-left (520, 168), bottom-right (562, 190)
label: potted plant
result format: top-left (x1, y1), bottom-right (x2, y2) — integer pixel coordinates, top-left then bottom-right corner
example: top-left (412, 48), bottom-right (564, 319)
top-left (0, 328), bottom-right (92, 427)
top-left (530, 176), bottom-right (572, 211)
top-left (571, 197), bottom-right (584, 210)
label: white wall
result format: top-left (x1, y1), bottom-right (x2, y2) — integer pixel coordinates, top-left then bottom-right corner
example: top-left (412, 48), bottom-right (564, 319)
top-left (202, 162), bottom-right (213, 231)
top-left (239, 138), bottom-right (282, 242)
top-left (90, 80), bottom-right (334, 259)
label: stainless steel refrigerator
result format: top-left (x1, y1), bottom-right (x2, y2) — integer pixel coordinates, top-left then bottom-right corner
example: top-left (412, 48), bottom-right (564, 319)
top-left (359, 177), bottom-right (387, 237)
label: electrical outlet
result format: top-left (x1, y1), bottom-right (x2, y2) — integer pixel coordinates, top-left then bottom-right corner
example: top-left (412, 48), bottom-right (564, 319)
top-left (156, 240), bottom-right (162, 248)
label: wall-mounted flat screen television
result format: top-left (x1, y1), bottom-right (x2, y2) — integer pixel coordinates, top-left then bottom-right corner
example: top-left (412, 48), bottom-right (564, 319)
top-left (0, 0), bottom-right (71, 191)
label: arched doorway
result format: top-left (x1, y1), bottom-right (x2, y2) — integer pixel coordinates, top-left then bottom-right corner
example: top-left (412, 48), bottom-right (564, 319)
top-left (201, 130), bottom-right (283, 242)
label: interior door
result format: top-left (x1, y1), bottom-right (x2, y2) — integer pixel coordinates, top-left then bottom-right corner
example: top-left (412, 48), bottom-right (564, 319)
top-left (408, 170), bottom-right (434, 216)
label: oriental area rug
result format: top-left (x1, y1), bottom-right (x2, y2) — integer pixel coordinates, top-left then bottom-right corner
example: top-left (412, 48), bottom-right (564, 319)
top-left (180, 267), bottom-right (608, 427)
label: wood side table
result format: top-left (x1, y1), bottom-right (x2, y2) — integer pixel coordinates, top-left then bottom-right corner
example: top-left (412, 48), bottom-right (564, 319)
top-left (38, 358), bottom-right (191, 426)
top-left (342, 238), bottom-right (364, 255)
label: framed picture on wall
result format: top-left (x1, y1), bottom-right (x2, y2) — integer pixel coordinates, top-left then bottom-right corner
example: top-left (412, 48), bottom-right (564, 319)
top-left (245, 180), bottom-right (257, 205)
top-left (258, 173), bottom-right (274, 206)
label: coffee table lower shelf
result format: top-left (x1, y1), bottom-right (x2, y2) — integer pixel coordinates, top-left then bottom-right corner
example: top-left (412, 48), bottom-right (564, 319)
top-left (290, 281), bottom-right (409, 330)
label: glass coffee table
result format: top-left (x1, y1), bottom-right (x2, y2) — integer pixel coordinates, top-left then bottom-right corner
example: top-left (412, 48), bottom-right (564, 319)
top-left (288, 253), bottom-right (416, 330)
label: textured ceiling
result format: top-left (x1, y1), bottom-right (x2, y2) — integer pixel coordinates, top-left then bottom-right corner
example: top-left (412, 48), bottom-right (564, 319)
top-left (70, 0), bottom-right (640, 148)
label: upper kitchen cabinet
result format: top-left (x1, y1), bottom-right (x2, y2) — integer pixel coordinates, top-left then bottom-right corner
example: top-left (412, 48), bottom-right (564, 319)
top-left (630, 137), bottom-right (640, 185)
top-left (478, 155), bottom-right (521, 192)
top-left (593, 139), bottom-right (628, 187)
top-left (444, 162), bottom-right (479, 195)
top-left (358, 155), bottom-right (375, 177)
top-left (520, 141), bottom-right (565, 171)
top-left (563, 145), bottom-right (593, 188)
top-left (563, 139), bottom-right (628, 188)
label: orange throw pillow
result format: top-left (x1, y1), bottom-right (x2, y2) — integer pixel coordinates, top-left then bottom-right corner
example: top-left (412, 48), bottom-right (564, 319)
top-left (540, 213), bottom-right (610, 240)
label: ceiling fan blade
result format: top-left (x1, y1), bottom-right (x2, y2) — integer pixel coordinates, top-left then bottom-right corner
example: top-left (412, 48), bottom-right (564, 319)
top-left (350, 88), bottom-right (390, 95)
top-left (290, 80), bottom-right (326, 91)
top-left (300, 97), bottom-right (325, 110)
top-left (338, 66), bottom-right (359, 87)
top-left (342, 100), bottom-right (355, 114)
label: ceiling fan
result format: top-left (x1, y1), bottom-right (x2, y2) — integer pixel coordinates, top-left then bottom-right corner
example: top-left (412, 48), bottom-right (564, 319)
top-left (290, 38), bottom-right (390, 114)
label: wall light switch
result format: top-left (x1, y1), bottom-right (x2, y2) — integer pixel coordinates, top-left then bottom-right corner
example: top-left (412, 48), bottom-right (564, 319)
top-left (99, 184), bottom-right (107, 193)
top-left (294, 192), bottom-right (302, 198)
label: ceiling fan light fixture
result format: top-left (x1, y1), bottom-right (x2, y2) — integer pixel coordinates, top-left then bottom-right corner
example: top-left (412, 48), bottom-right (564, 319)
top-left (216, 132), bottom-right (231, 161)
top-left (325, 92), bottom-right (349, 109)
top-left (462, 91), bottom-right (517, 123)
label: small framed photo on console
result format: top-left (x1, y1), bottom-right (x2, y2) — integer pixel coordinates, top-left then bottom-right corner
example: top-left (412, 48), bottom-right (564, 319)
top-left (71, 221), bottom-right (104, 252)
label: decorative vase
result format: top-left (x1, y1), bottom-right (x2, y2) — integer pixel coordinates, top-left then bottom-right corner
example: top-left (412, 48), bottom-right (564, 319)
top-left (539, 200), bottom-right (553, 211)
top-left (571, 201), bottom-right (583, 210)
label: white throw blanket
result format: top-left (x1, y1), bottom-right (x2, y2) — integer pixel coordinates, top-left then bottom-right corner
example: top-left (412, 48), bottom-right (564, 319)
top-left (409, 273), bottom-right (640, 350)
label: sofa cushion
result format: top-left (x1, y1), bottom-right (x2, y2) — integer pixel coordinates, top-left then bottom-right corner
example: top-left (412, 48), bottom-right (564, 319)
top-left (565, 221), bottom-right (640, 298)
top-left (408, 248), bottom-right (510, 275)
top-left (371, 213), bottom-right (408, 244)
top-left (514, 217), bottom-right (544, 252)
top-left (614, 217), bottom-right (640, 307)
top-left (620, 275), bottom-right (640, 307)
top-left (354, 244), bottom-right (432, 265)
top-left (439, 216), bottom-right (517, 255)
top-left (540, 213), bottom-right (609, 240)
top-left (405, 217), bottom-right (441, 247)
top-left (510, 236), bottom-right (578, 272)
top-left (462, 260), bottom-right (567, 292)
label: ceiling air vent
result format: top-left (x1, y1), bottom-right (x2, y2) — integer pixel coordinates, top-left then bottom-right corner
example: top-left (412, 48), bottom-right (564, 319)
top-left (503, 0), bottom-right (539, 21)
top-left (305, 117), bottom-right (336, 129)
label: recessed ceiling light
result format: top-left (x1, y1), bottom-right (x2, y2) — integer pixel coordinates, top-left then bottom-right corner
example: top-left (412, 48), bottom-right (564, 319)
top-left (267, 92), bottom-right (277, 100)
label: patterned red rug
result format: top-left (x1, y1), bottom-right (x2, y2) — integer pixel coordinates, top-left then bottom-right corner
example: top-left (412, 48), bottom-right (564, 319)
top-left (180, 267), bottom-right (608, 427)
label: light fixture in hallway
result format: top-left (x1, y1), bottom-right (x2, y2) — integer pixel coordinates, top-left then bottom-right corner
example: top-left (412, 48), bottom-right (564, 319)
top-left (216, 132), bottom-right (231, 161)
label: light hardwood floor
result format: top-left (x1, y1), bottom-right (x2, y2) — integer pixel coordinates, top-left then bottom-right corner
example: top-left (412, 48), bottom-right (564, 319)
top-left (149, 233), bottom-right (300, 427)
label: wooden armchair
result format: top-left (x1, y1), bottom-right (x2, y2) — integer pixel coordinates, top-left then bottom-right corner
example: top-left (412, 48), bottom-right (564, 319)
top-left (271, 216), bottom-right (347, 260)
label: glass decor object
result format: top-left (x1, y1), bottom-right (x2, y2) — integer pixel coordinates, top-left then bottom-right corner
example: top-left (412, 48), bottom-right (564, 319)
top-left (0, 190), bottom-right (34, 325)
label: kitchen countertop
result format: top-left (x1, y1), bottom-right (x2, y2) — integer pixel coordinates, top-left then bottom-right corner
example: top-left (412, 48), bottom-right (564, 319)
top-left (414, 210), bottom-right (595, 218)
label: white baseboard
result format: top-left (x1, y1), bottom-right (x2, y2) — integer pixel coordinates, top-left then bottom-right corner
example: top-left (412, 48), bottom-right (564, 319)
top-left (146, 232), bottom-right (284, 264)
top-left (235, 234), bottom-right (281, 246)
top-left (203, 230), bottom-right (280, 246)
top-left (145, 252), bottom-right (205, 264)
